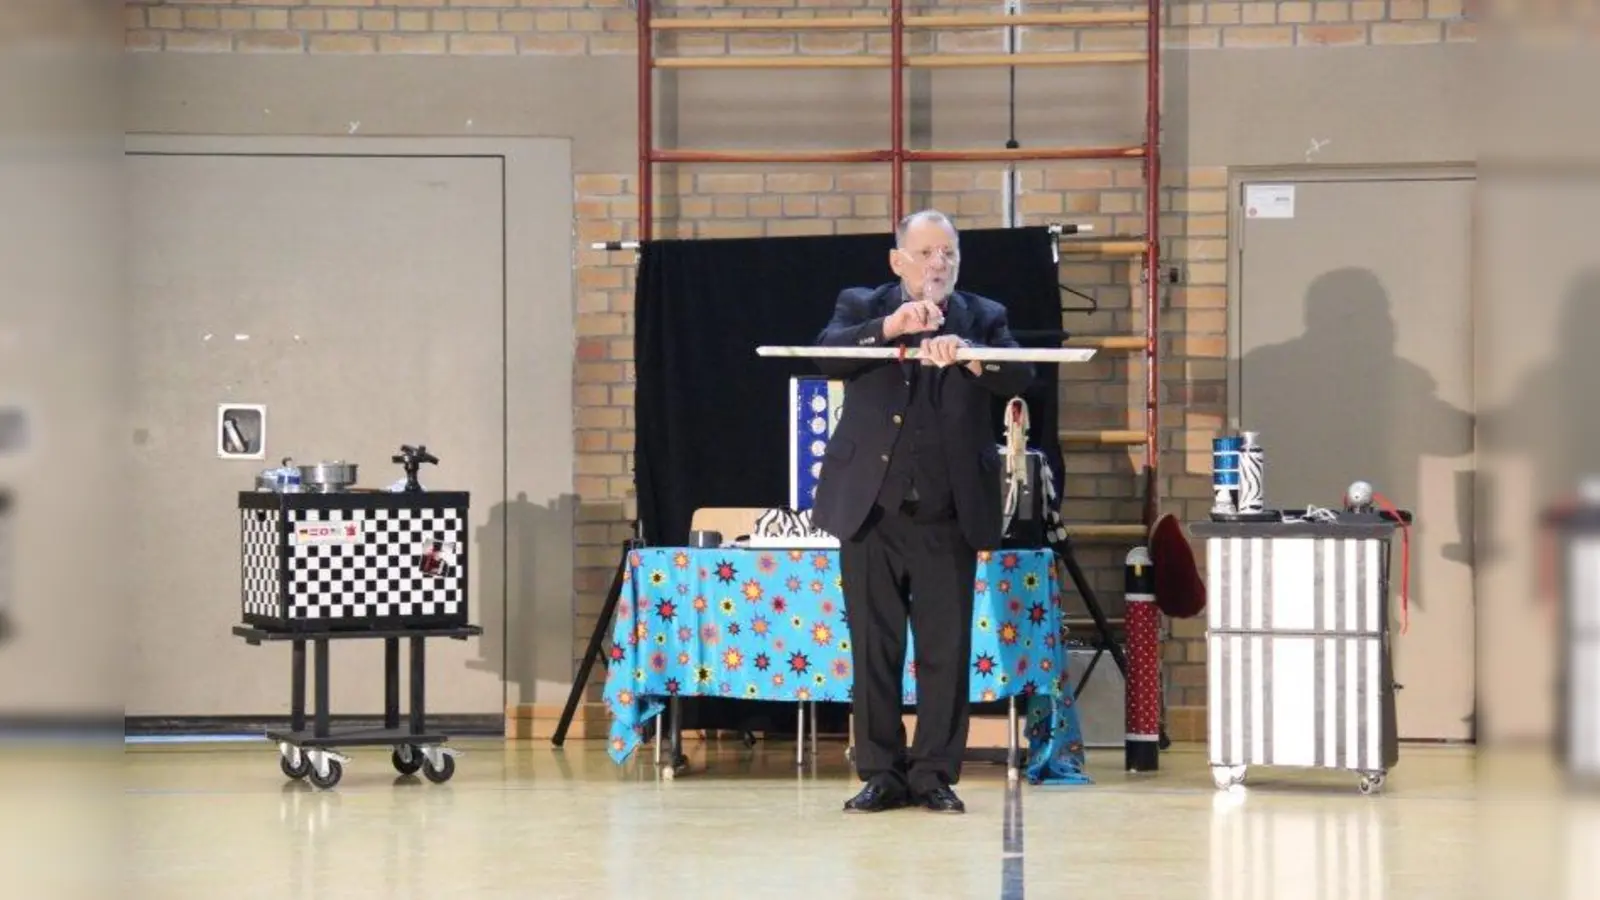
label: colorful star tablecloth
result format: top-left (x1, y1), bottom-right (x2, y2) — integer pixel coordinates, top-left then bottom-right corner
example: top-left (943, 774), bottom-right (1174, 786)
top-left (601, 546), bottom-right (1093, 785)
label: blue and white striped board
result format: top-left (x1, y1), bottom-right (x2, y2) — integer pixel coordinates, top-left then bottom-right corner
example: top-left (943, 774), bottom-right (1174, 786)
top-left (789, 377), bottom-right (844, 511)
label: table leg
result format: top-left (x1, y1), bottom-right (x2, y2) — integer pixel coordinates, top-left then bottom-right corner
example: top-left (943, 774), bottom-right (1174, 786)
top-left (290, 639), bottom-right (306, 734)
top-left (809, 702), bottom-right (818, 762)
top-left (409, 635), bottom-right (426, 737)
top-left (670, 696), bottom-right (682, 761)
top-left (796, 702), bottom-right (806, 767)
top-left (313, 639), bottom-right (330, 739)
top-left (1006, 696), bottom-right (1019, 781)
top-left (384, 638), bottom-right (400, 731)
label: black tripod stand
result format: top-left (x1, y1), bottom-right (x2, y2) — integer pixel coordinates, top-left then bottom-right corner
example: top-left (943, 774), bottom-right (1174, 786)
top-left (1047, 533), bottom-right (1170, 750)
top-left (551, 532), bottom-right (639, 748)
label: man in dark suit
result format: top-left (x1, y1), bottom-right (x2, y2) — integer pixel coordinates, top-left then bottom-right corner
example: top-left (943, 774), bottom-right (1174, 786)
top-left (809, 210), bottom-right (1034, 814)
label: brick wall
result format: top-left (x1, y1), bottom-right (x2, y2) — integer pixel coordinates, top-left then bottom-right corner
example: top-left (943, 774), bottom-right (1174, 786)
top-left (128, 0), bottom-right (1474, 737)
top-left (125, 1), bottom-right (1476, 54)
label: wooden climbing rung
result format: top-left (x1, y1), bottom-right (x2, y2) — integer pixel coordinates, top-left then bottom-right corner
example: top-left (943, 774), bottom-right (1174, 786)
top-left (1057, 240), bottom-right (1147, 256)
top-left (1059, 430), bottom-right (1146, 445)
top-left (1062, 523), bottom-right (1148, 540)
top-left (1066, 335), bottom-right (1145, 351)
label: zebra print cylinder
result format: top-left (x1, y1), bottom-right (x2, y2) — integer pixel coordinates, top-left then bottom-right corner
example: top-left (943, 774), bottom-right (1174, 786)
top-left (1239, 432), bottom-right (1266, 514)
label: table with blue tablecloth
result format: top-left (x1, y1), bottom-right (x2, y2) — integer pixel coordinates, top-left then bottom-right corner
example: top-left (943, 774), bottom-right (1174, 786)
top-left (600, 546), bottom-right (1093, 785)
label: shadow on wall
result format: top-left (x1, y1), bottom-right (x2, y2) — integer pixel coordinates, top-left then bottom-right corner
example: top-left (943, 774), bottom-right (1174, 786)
top-left (1473, 267), bottom-right (1600, 746)
top-left (470, 491), bottom-right (579, 706)
top-left (1480, 267), bottom-right (1600, 525)
top-left (1239, 266), bottom-right (1475, 611)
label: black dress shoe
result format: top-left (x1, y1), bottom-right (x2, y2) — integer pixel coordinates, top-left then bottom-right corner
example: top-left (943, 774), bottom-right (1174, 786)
top-left (843, 780), bottom-right (909, 813)
top-left (917, 785), bottom-right (966, 814)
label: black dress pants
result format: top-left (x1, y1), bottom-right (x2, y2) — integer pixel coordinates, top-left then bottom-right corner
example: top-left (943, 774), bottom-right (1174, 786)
top-left (840, 504), bottom-right (978, 796)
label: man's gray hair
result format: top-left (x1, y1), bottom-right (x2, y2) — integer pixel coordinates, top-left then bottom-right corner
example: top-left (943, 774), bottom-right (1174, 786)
top-left (895, 209), bottom-right (959, 248)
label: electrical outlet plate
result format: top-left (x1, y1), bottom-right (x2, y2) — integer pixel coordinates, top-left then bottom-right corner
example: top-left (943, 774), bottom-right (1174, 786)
top-left (217, 403), bottom-right (267, 460)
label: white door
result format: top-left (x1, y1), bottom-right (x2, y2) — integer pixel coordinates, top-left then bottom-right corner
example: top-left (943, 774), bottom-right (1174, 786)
top-left (1234, 174), bottom-right (1476, 741)
top-left (126, 152), bottom-right (508, 717)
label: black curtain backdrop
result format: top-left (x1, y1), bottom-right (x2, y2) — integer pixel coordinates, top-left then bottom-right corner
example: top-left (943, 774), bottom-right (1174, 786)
top-left (634, 226), bottom-right (1065, 549)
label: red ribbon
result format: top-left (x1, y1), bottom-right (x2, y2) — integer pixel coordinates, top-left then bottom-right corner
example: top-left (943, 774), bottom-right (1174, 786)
top-left (1373, 492), bottom-right (1411, 635)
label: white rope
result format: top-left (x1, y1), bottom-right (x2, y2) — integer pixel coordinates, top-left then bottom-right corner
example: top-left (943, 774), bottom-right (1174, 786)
top-left (1000, 397), bottom-right (1029, 534)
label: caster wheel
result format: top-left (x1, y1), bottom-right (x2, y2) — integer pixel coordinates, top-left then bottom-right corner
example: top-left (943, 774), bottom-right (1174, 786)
top-left (308, 759), bottom-right (343, 790)
top-left (422, 753), bottom-right (456, 784)
top-left (741, 731), bottom-right (757, 748)
top-left (1359, 773), bottom-right (1386, 795)
top-left (280, 751), bottom-right (310, 781)
top-left (392, 745), bottom-right (424, 776)
top-left (1158, 731), bottom-right (1172, 751)
top-left (1211, 765), bottom-right (1246, 790)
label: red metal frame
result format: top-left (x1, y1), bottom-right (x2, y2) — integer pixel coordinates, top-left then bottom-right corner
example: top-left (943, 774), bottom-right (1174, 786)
top-left (1141, 0), bottom-right (1161, 528)
top-left (891, 0), bottom-right (904, 223)
top-left (637, 0), bottom-right (653, 242)
top-left (635, 0), bottom-right (1163, 527)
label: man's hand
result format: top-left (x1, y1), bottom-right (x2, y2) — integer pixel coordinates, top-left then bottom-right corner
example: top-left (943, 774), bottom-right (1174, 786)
top-left (884, 299), bottom-right (944, 340)
top-left (919, 334), bottom-right (968, 368)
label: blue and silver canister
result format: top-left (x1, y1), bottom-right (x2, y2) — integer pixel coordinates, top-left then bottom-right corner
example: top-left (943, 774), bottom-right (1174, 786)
top-left (272, 458), bottom-right (302, 493)
top-left (1212, 435), bottom-right (1242, 515)
top-left (1238, 431), bottom-right (1266, 514)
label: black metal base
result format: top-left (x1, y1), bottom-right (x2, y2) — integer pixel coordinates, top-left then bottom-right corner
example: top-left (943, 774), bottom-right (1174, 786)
top-left (242, 614), bottom-right (469, 634)
top-left (232, 623), bottom-right (482, 788)
top-left (1125, 740), bottom-right (1160, 772)
top-left (1209, 510), bottom-right (1282, 523)
top-left (125, 714), bottom-right (502, 736)
top-left (265, 727), bottom-right (449, 749)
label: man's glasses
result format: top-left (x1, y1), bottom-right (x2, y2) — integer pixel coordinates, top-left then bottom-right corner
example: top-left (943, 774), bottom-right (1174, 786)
top-left (898, 247), bottom-right (959, 265)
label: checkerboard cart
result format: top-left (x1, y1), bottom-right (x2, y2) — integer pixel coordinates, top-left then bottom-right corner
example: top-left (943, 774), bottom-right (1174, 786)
top-left (234, 490), bottom-right (480, 790)
top-left (1190, 517), bottom-right (1403, 795)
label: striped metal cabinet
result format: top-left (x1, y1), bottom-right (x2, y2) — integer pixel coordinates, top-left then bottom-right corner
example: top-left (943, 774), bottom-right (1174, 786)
top-left (1550, 504), bottom-right (1600, 785)
top-left (1190, 520), bottom-right (1400, 794)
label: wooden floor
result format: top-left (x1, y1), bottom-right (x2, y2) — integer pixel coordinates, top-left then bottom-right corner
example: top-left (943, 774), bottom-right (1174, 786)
top-left (22, 736), bottom-right (1595, 898)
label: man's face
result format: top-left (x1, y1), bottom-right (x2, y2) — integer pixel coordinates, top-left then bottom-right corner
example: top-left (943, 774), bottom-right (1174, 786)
top-left (889, 218), bottom-right (960, 305)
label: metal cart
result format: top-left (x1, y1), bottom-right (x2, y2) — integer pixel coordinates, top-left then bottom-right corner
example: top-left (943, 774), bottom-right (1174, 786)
top-left (233, 624), bottom-right (482, 789)
top-left (1190, 517), bottom-right (1404, 795)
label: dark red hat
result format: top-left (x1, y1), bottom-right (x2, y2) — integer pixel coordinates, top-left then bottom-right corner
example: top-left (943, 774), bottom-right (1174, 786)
top-left (1149, 513), bottom-right (1206, 619)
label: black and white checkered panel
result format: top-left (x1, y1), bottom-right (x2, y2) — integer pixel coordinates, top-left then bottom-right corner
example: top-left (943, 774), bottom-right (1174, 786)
top-left (285, 506), bottom-right (464, 622)
top-left (240, 508), bottom-right (283, 618)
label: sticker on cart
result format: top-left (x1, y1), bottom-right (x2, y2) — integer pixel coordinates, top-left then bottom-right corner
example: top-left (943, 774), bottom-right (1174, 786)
top-left (293, 521), bottom-right (361, 545)
top-left (415, 540), bottom-right (461, 578)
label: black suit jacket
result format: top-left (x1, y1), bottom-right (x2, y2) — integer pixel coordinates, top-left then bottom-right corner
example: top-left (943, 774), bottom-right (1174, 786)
top-left (808, 282), bottom-right (1035, 551)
